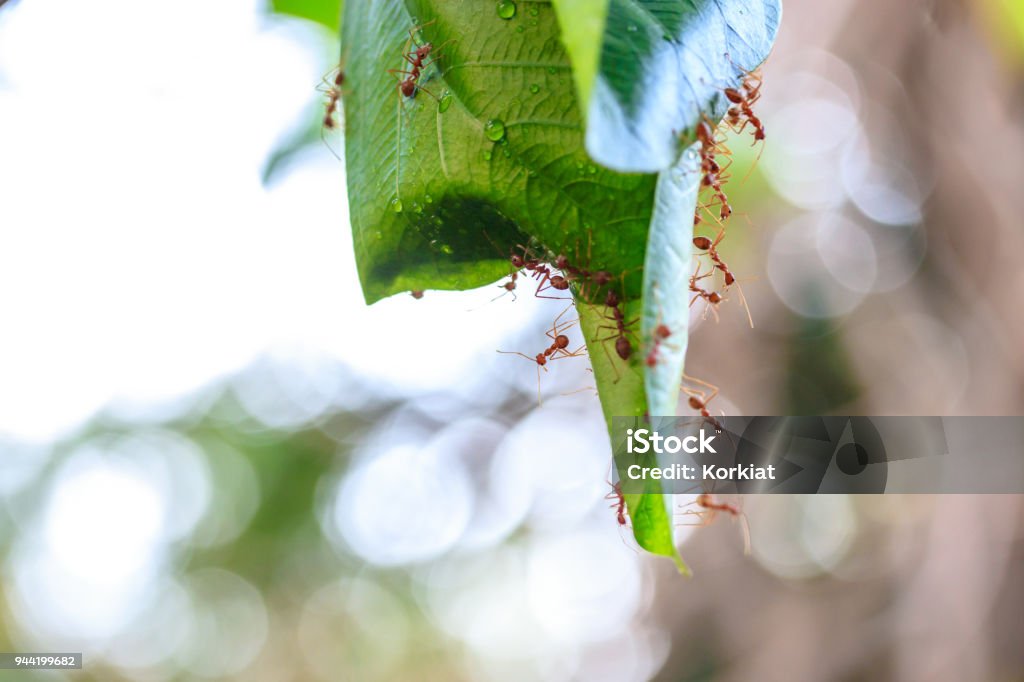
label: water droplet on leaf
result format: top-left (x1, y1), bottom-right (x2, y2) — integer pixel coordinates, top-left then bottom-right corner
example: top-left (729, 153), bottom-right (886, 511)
top-left (529, 84), bottom-right (540, 94)
top-left (484, 119), bottom-right (506, 141)
top-left (496, 0), bottom-right (516, 19)
top-left (438, 91), bottom-right (452, 112)
top-left (391, 198), bottom-right (403, 213)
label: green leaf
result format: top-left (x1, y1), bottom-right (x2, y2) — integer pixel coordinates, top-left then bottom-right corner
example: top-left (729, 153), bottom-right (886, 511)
top-left (579, 301), bottom-right (690, 574)
top-left (342, 0), bottom-right (656, 302)
top-left (586, 0), bottom-right (782, 172)
top-left (270, 0), bottom-right (343, 31)
top-left (339, 0), bottom-right (777, 570)
top-left (550, 0), bottom-right (611, 112)
top-left (642, 144), bottom-right (700, 415)
top-left (626, 485), bottom-right (690, 575)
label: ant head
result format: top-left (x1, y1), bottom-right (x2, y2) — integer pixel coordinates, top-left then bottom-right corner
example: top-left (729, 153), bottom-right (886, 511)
top-left (604, 290), bottom-right (619, 308)
top-left (724, 272), bottom-right (735, 286)
top-left (535, 354), bottom-right (547, 366)
top-left (656, 324), bottom-right (671, 339)
top-left (510, 254), bottom-right (524, 268)
top-left (708, 292), bottom-right (723, 304)
top-left (334, 71), bottom-right (346, 86)
top-left (554, 254), bottom-right (570, 270)
top-left (719, 204), bottom-right (732, 220)
top-left (410, 290), bottom-right (424, 299)
top-left (693, 236), bottom-right (712, 251)
top-left (615, 337), bottom-right (631, 361)
top-left (695, 493), bottom-right (712, 507)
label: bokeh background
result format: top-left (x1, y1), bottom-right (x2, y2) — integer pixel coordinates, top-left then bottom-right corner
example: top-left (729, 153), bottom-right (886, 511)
top-left (1, 0), bottom-right (1023, 680)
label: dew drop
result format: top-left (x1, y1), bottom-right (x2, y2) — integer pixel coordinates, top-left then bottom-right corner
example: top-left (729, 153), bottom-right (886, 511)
top-left (425, 194), bottom-right (434, 203)
top-left (496, 0), bottom-right (516, 19)
top-left (529, 5), bottom-right (539, 16)
top-left (440, 243), bottom-right (454, 255)
top-left (516, 25), bottom-right (524, 33)
top-left (627, 24), bottom-right (638, 32)
top-left (438, 91), bottom-right (453, 112)
top-left (529, 83), bottom-right (540, 94)
top-left (547, 66), bottom-right (556, 74)
top-left (391, 198), bottom-right (403, 213)
top-left (484, 119), bottom-right (506, 141)
top-left (484, 150), bottom-right (493, 161)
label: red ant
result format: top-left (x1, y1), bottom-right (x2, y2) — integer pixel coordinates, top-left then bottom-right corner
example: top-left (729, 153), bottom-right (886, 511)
top-left (511, 243), bottom-right (573, 300)
top-left (693, 232), bottom-right (753, 328)
top-left (694, 119), bottom-right (733, 221)
top-left (317, 65), bottom-right (346, 159)
top-left (681, 373), bottom-right (725, 433)
top-left (645, 323), bottom-right (673, 368)
top-left (410, 289), bottom-right (424, 299)
top-left (723, 67), bottom-right (765, 143)
top-left (387, 21), bottom-right (451, 101)
top-left (496, 306), bottom-right (587, 404)
top-left (688, 261), bottom-right (722, 321)
top-left (677, 492), bottom-right (750, 553)
top-left (595, 288), bottom-right (639, 373)
top-left (551, 234), bottom-right (615, 301)
top-left (606, 480), bottom-right (628, 526)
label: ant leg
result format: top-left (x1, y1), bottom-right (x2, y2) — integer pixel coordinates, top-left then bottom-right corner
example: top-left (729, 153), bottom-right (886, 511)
top-left (682, 374), bottom-right (719, 404)
top-left (549, 303), bottom-right (578, 333)
top-left (412, 83), bottom-right (443, 103)
top-left (320, 124), bottom-right (342, 161)
top-left (496, 350), bottom-right (549, 371)
top-left (593, 333), bottom-right (622, 383)
top-left (534, 363), bottom-right (542, 406)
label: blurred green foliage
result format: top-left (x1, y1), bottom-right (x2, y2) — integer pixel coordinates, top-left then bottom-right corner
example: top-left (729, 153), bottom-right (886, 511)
top-left (270, 0), bottom-right (342, 31)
